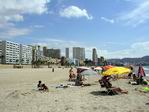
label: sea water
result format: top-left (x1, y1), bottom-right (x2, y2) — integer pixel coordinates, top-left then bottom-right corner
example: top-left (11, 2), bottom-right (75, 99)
top-left (133, 66), bottom-right (149, 77)
top-left (143, 66), bottom-right (149, 76)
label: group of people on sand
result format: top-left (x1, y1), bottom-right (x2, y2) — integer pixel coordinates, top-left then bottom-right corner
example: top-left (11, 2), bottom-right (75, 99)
top-left (68, 67), bottom-right (91, 87)
top-left (36, 66), bottom-right (148, 94)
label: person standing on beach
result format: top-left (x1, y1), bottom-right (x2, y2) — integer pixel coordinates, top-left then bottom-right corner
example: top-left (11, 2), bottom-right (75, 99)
top-left (52, 68), bottom-right (54, 72)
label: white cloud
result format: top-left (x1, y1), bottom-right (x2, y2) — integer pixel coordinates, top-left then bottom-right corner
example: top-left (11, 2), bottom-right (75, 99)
top-left (0, 0), bottom-right (50, 39)
top-left (33, 25), bottom-right (44, 28)
top-left (32, 38), bottom-right (149, 59)
top-left (100, 41), bottom-right (149, 59)
top-left (118, 0), bottom-right (149, 26)
top-left (101, 17), bottom-right (115, 24)
top-left (32, 38), bottom-right (87, 58)
top-left (0, 28), bottom-right (31, 39)
top-left (59, 6), bottom-right (93, 20)
top-left (0, 0), bottom-right (50, 26)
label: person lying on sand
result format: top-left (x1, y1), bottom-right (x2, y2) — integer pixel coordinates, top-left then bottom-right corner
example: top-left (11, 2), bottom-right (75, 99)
top-left (99, 76), bottom-right (128, 94)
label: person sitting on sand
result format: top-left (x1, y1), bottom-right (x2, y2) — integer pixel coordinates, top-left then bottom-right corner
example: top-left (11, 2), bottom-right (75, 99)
top-left (69, 68), bottom-right (76, 81)
top-left (75, 73), bottom-right (91, 86)
top-left (41, 84), bottom-right (49, 92)
top-left (75, 73), bottom-right (83, 86)
top-left (37, 80), bottom-right (43, 91)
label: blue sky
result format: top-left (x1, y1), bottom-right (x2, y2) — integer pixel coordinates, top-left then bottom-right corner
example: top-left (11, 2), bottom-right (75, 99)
top-left (0, 0), bottom-right (149, 59)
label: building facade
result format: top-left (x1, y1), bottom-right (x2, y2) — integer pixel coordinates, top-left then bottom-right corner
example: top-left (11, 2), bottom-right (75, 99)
top-left (0, 40), bottom-right (32, 64)
top-left (47, 49), bottom-right (61, 59)
top-left (0, 40), bottom-right (20, 64)
top-left (92, 48), bottom-right (98, 66)
top-left (20, 45), bottom-right (32, 64)
top-left (0, 41), bottom-right (2, 64)
top-left (73, 47), bottom-right (85, 61)
top-left (65, 48), bottom-right (69, 59)
top-left (43, 46), bottom-right (48, 57)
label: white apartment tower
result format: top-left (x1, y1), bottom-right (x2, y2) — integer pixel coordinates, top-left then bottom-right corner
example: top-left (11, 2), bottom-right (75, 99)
top-left (0, 40), bottom-right (32, 64)
top-left (20, 45), bottom-right (32, 64)
top-left (73, 47), bottom-right (85, 60)
top-left (0, 40), bottom-right (20, 64)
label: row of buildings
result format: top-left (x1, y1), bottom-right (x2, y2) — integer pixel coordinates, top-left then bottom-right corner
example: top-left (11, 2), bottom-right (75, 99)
top-left (0, 40), bottom-right (99, 65)
top-left (0, 40), bottom-right (63, 64)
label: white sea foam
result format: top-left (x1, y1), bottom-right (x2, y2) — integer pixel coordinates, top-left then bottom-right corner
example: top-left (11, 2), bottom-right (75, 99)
top-left (144, 67), bottom-right (149, 70)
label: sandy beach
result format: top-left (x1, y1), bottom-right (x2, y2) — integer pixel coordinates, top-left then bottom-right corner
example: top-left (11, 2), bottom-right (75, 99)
top-left (0, 67), bottom-right (149, 112)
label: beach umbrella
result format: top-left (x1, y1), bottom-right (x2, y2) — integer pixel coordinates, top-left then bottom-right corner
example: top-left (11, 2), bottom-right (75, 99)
top-left (80, 69), bottom-right (98, 76)
top-left (102, 67), bottom-right (131, 76)
top-left (80, 69), bottom-right (102, 79)
top-left (77, 66), bottom-right (90, 74)
top-left (137, 66), bottom-right (146, 77)
top-left (102, 65), bottom-right (113, 71)
top-left (94, 66), bottom-right (102, 70)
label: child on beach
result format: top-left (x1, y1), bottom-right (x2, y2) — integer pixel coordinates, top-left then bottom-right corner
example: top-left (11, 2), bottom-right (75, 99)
top-left (37, 80), bottom-right (42, 91)
top-left (37, 81), bottom-right (49, 92)
top-left (41, 84), bottom-right (49, 92)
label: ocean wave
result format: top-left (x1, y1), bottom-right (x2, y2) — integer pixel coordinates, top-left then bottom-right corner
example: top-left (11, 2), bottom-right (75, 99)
top-left (144, 67), bottom-right (149, 70)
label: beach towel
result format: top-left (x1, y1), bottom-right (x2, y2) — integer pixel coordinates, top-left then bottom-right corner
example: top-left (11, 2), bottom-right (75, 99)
top-left (143, 87), bottom-right (149, 92)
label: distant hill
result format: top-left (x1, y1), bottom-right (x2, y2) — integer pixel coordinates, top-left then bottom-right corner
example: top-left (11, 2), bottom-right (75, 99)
top-left (107, 56), bottom-right (149, 66)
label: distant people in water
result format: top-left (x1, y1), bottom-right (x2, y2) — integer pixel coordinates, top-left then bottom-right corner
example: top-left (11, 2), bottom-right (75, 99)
top-left (37, 80), bottom-right (49, 92)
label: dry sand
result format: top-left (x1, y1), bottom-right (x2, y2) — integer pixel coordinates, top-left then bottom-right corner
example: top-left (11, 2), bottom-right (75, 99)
top-left (0, 67), bottom-right (149, 112)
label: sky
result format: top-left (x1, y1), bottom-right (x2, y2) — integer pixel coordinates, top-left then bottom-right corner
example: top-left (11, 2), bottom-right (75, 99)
top-left (0, 0), bottom-right (149, 59)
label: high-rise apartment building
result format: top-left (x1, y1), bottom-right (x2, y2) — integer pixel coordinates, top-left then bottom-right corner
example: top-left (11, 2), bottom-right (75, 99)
top-left (65, 48), bottom-right (69, 59)
top-left (47, 49), bottom-right (61, 59)
top-left (92, 48), bottom-right (98, 65)
top-left (73, 47), bottom-right (85, 60)
top-left (20, 45), bottom-right (32, 64)
top-left (36, 45), bottom-right (43, 60)
top-left (0, 40), bottom-right (32, 64)
top-left (0, 40), bottom-right (20, 64)
top-left (43, 46), bottom-right (48, 57)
